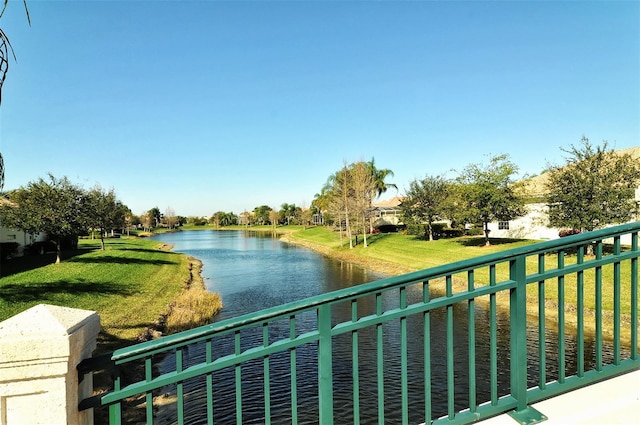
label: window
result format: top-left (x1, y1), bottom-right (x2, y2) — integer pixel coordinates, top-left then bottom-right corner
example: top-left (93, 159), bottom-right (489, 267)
top-left (498, 221), bottom-right (509, 230)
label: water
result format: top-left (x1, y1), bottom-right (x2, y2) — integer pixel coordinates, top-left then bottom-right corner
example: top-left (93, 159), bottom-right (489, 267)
top-left (150, 230), bottom-right (626, 424)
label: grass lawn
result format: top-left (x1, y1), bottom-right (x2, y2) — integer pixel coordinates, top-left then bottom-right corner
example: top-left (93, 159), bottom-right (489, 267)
top-left (289, 226), bottom-right (638, 316)
top-left (0, 237), bottom-right (190, 349)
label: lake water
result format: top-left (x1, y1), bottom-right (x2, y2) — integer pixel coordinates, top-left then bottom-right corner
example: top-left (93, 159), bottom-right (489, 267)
top-left (151, 230), bottom-right (625, 424)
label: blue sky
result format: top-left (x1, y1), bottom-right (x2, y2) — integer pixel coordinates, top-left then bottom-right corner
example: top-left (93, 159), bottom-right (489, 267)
top-left (0, 1), bottom-right (638, 217)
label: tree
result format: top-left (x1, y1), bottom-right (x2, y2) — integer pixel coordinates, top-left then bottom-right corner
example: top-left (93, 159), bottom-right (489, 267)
top-left (269, 208), bottom-right (279, 229)
top-left (401, 175), bottom-right (451, 241)
top-left (351, 161), bottom-right (375, 247)
top-left (253, 205), bottom-right (273, 225)
top-left (0, 174), bottom-right (88, 264)
top-left (279, 203), bottom-right (301, 225)
top-left (367, 157), bottom-right (397, 198)
top-left (545, 137), bottom-right (640, 235)
top-left (327, 163), bottom-right (355, 247)
top-left (164, 206), bottom-right (178, 229)
top-left (223, 211), bottom-right (238, 226)
top-left (140, 211), bottom-right (153, 232)
top-left (87, 185), bottom-right (126, 250)
top-left (457, 154), bottom-right (526, 246)
top-left (147, 207), bottom-right (162, 228)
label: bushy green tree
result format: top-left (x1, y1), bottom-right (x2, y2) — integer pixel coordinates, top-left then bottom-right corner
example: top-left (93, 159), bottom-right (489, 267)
top-left (401, 175), bottom-right (451, 241)
top-left (545, 137), bottom-right (640, 234)
top-left (87, 185), bottom-right (126, 250)
top-left (0, 174), bottom-right (88, 263)
top-left (210, 211), bottom-right (238, 226)
top-left (456, 154), bottom-right (526, 246)
top-left (147, 207), bottom-right (162, 228)
top-left (279, 203), bottom-right (300, 225)
top-left (253, 205), bottom-right (273, 225)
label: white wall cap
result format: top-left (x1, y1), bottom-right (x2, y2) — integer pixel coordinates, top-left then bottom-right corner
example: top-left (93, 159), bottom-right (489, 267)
top-left (0, 304), bottom-right (98, 337)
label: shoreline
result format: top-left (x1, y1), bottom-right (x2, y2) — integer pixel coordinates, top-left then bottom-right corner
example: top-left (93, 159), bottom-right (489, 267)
top-left (280, 233), bottom-right (638, 350)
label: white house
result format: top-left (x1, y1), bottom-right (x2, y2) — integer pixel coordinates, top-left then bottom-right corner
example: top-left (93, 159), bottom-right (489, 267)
top-left (488, 190), bottom-right (640, 245)
top-left (0, 227), bottom-right (46, 257)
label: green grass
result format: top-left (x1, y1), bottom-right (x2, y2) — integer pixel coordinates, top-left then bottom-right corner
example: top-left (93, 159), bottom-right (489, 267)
top-left (0, 237), bottom-right (189, 348)
top-left (290, 226), bottom-right (637, 316)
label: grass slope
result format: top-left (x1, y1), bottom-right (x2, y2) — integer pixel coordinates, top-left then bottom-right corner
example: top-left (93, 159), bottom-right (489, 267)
top-left (0, 237), bottom-right (189, 348)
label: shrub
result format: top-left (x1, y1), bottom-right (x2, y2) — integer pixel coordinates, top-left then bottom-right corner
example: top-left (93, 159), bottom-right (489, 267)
top-left (442, 228), bottom-right (465, 238)
top-left (0, 242), bottom-right (19, 260)
top-left (466, 227), bottom-right (484, 236)
top-left (559, 229), bottom-right (581, 237)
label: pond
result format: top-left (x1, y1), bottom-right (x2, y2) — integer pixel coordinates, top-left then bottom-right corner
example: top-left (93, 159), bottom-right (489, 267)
top-left (151, 230), bottom-right (625, 424)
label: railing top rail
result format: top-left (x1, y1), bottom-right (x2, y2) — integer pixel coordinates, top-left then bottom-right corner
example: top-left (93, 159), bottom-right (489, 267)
top-left (112, 221), bottom-right (640, 362)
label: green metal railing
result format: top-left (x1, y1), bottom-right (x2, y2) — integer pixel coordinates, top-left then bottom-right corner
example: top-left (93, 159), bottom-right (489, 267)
top-left (79, 222), bottom-right (640, 424)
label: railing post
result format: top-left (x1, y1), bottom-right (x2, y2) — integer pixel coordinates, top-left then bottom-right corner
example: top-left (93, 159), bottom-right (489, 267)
top-left (317, 304), bottom-right (334, 425)
top-left (507, 256), bottom-right (547, 424)
top-left (0, 304), bottom-right (100, 425)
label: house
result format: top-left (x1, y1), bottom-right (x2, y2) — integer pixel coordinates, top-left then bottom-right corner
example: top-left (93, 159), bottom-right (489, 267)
top-left (371, 196), bottom-right (404, 230)
top-left (0, 226), bottom-right (47, 257)
top-left (488, 146), bottom-right (640, 245)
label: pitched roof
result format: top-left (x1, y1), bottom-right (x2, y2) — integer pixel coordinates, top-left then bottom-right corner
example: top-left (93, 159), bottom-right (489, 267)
top-left (521, 146), bottom-right (640, 197)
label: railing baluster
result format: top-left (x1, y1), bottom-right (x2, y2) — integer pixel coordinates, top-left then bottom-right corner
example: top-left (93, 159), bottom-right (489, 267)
top-left (557, 250), bottom-right (566, 383)
top-left (235, 331), bottom-right (242, 425)
top-left (509, 256), bottom-right (528, 412)
top-left (290, 316), bottom-right (298, 424)
top-left (352, 300), bottom-right (360, 425)
top-left (489, 265), bottom-right (498, 405)
top-left (423, 280), bottom-right (432, 425)
top-left (400, 286), bottom-right (408, 424)
top-left (613, 236), bottom-right (621, 364)
top-left (318, 304), bottom-right (334, 425)
top-left (206, 340), bottom-right (213, 425)
top-left (109, 370), bottom-right (122, 425)
top-left (632, 232), bottom-right (638, 360)
top-left (376, 292), bottom-right (385, 424)
top-left (263, 323), bottom-right (271, 424)
top-left (537, 253), bottom-right (546, 389)
top-left (577, 245), bottom-right (585, 376)
top-left (446, 275), bottom-right (455, 420)
top-left (176, 348), bottom-right (184, 424)
top-left (595, 241), bottom-right (603, 370)
top-left (145, 357), bottom-right (154, 424)
top-left (467, 270), bottom-right (476, 413)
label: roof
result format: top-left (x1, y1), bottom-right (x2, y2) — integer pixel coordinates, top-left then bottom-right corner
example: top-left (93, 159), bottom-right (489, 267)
top-left (372, 196), bottom-right (404, 208)
top-left (521, 146), bottom-right (640, 197)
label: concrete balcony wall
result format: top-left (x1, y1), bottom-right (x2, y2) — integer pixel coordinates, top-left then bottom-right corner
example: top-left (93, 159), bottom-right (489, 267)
top-left (0, 304), bottom-right (100, 425)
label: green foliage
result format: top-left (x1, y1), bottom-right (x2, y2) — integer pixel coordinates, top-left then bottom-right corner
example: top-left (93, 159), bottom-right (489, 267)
top-left (1, 174), bottom-right (89, 263)
top-left (400, 174), bottom-right (451, 241)
top-left (456, 154), bottom-right (526, 245)
top-left (253, 205), bottom-right (273, 225)
top-left (210, 211), bottom-right (238, 226)
top-left (87, 185), bottom-right (128, 250)
top-left (187, 216), bottom-right (208, 226)
top-left (545, 137), bottom-right (640, 232)
top-left (279, 203), bottom-right (301, 225)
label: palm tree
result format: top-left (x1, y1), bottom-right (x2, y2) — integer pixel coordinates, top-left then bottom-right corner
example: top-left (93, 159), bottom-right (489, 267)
top-left (367, 157), bottom-right (397, 198)
top-left (0, 1), bottom-right (30, 190)
top-left (0, 152), bottom-right (4, 191)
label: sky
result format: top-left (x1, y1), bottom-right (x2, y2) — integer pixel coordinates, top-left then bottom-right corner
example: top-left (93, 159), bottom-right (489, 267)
top-left (0, 0), bottom-right (638, 217)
